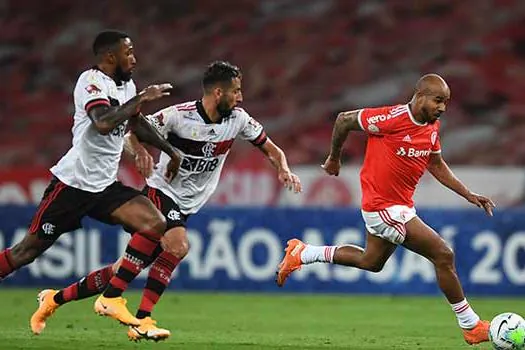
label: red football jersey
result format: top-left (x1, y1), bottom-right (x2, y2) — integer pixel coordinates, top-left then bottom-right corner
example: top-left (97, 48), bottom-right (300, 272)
top-left (358, 104), bottom-right (441, 211)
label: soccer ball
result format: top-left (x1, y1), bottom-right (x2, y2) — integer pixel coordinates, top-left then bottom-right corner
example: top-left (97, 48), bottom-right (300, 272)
top-left (489, 313), bottom-right (525, 350)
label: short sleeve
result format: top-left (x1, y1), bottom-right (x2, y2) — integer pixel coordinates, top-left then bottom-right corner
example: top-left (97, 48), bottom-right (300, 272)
top-left (143, 105), bottom-right (179, 138)
top-left (238, 109), bottom-right (267, 146)
top-left (431, 124), bottom-right (441, 153)
top-left (77, 71), bottom-right (110, 113)
top-left (358, 105), bottom-right (404, 135)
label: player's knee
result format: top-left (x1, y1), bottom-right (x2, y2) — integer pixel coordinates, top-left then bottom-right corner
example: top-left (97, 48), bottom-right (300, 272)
top-left (178, 237), bottom-right (190, 258)
top-left (367, 261), bottom-right (385, 273)
top-left (162, 234), bottom-right (189, 259)
top-left (362, 258), bottom-right (386, 273)
top-left (434, 245), bottom-right (455, 268)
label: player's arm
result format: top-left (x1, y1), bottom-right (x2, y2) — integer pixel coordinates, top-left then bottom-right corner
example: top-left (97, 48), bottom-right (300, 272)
top-left (88, 83), bottom-right (172, 135)
top-left (128, 114), bottom-right (181, 182)
top-left (123, 132), bottom-right (155, 178)
top-left (328, 110), bottom-right (363, 160)
top-left (128, 114), bottom-right (178, 160)
top-left (427, 152), bottom-right (495, 216)
top-left (322, 110), bottom-right (362, 176)
top-left (258, 138), bottom-right (301, 193)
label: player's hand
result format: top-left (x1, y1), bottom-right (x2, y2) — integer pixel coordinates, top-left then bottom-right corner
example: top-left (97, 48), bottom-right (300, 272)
top-left (164, 156), bottom-right (181, 183)
top-left (139, 83), bottom-right (173, 102)
top-left (134, 148), bottom-right (155, 178)
top-left (321, 155), bottom-right (341, 176)
top-left (278, 170), bottom-right (302, 193)
top-left (466, 192), bottom-right (496, 216)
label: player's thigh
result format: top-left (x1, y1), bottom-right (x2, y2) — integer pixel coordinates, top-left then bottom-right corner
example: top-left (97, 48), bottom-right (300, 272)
top-left (402, 216), bottom-right (450, 262)
top-left (28, 177), bottom-right (90, 240)
top-left (143, 185), bottom-right (190, 256)
top-left (142, 186), bottom-right (187, 231)
top-left (14, 178), bottom-right (91, 263)
top-left (89, 182), bottom-right (165, 234)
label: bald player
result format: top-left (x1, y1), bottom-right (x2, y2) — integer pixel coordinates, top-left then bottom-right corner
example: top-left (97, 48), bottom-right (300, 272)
top-left (277, 74), bottom-right (495, 345)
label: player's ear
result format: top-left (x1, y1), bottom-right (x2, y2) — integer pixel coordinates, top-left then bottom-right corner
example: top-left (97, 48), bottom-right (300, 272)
top-left (213, 86), bottom-right (222, 99)
top-left (105, 51), bottom-right (117, 65)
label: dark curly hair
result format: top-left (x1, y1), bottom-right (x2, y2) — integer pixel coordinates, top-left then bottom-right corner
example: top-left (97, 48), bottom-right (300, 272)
top-left (202, 61), bottom-right (242, 92)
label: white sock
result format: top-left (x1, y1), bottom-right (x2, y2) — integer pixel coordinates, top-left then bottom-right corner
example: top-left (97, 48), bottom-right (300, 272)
top-left (451, 299), bottom-right (480, 329)
top-left (300, 245), bottom-right (337, 264)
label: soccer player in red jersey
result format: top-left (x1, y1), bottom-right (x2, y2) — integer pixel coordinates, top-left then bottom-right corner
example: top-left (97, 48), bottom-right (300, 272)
top-left (276, 74), bottom-right (495, 345)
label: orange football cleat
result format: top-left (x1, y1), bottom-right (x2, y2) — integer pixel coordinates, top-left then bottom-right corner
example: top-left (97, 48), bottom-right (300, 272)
top-left (30, 289), bottom-right (60, 335)
top-left (94, 295), bottom-right (140, 326)
top-left (128, 317), bottom-right (171, 342)
top-left (463, 320), bottom-right (490, 345)
top-left (276, 239), bottom-right (305, 287)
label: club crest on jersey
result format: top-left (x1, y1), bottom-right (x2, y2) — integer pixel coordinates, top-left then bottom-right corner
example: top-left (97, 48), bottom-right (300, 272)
top-left (202, 142), bottom-right (217, 157)
top-left (85, 84), bottom-right (102, 94)
top-left (431, 131), bottom-right (438, 146)
top-left (368, 124), bottom-right (380, 133)
top-left (154, 113), bottom-right (165, 126)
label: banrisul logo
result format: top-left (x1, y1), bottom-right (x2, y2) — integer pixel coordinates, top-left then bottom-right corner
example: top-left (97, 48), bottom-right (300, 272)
top-left (396, 147), bottom-right (431, 158)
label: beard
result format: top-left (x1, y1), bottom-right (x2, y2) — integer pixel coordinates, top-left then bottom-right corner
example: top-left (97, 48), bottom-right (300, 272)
top-left (217, 99), bottom-right (233, 118)
top-left (115, 65), bottom-right (132, 83)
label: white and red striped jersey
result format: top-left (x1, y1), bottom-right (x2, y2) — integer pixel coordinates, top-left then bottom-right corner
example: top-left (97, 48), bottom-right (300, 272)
top-left (51, 68), bottom-right (136, 192)
top-left (145, 100), bottom-right (266, 214)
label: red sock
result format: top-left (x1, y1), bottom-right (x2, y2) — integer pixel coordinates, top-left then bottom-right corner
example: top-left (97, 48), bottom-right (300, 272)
top-left (103, 233), bottom-right (159, 298)
top-left (53, 264), bottom-right (114, 304)
top-left (0, 249), bottom-right (15, 279)
top-left (136, 251), bottom-right (181, 319)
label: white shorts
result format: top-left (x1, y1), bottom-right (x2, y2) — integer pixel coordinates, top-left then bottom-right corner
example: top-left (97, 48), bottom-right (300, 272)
top-left (361, 205), bottom-right (417, 245)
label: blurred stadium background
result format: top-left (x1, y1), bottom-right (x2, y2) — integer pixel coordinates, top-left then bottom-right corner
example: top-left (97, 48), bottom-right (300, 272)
top-left (1, 0), bottom-right (524, 349)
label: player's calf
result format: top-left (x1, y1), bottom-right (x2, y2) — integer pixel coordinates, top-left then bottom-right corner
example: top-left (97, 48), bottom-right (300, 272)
top-left (4, 234), bottom-right (54, 272)
top-left (136, 228), bottom-right (185, 320)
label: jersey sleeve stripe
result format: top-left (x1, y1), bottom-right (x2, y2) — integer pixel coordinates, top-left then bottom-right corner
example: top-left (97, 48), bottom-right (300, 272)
top-left (357, 109), bottom-right (365, 130)
top-left (251, 130), bottom-right (268, 146)
top-left (85, 99), bottom-right (110, 113)
top-left (431, 150), bottom-right (442, 154)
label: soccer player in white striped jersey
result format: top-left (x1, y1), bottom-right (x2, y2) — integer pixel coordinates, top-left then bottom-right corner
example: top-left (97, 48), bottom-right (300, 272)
top-left (32, 61), bottom-right (302, 342)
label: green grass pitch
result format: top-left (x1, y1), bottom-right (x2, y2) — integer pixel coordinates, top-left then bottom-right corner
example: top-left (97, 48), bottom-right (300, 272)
top-left (0, 288), bottom-right (521, 349)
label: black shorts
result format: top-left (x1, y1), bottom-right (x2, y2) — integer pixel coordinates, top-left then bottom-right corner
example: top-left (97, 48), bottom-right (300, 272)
top-left (142, 185), bottom-right (188, 230)
top-left (28, 177), bottom-right (141, 240)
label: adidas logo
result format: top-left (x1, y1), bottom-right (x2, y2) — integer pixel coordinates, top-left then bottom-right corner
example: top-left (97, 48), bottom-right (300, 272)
top-left (208, 129), bottom-right (216, 136)
top-left (403, 135), bottom-right (412, 143)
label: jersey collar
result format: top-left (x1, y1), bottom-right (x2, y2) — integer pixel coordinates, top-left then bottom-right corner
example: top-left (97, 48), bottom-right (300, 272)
top-left (196, 100), bottom-right (226, 124)
top-left (91, 65), bottom-right (124, 86)
top-left (406, 104), bottom-right (428, 126)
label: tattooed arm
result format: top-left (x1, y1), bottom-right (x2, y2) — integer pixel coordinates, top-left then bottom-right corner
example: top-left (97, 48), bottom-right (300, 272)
top-left (322, 110), bottom-right (362, 176)
top-left (88, 83), bottom-right (172, 135)
top-left (128, 114), bottom-right (178, 159)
